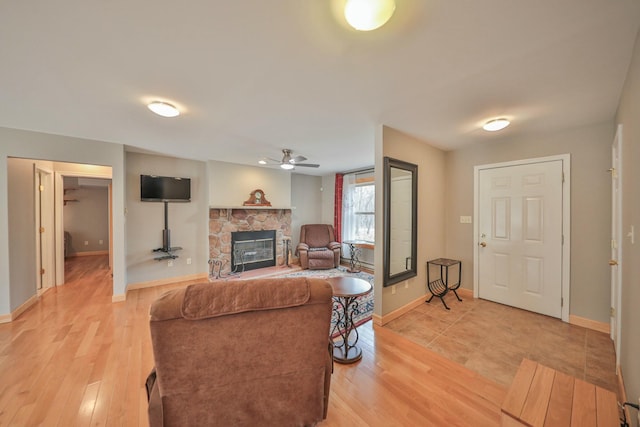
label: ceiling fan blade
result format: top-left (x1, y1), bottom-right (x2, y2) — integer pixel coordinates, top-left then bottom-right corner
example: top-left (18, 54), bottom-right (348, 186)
top-left (291, 155), bottom-right (307, 163)
top-left (294, 163), bottom-right (320, 168)
top-left (265, 157), bottom-right (281, 163)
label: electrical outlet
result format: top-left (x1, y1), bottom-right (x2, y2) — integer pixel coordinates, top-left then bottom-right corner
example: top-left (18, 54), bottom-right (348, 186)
top-left (84, 240), bottom-right (89, 246)
top-left (405, 282), bottom-right (409, 289)
top-left (99, 239), bottom-right (103, 245)
top-left (391, 285), bottom-right (396, 295)
top-left (167, 260), bottom-right (173, 267)
top-left (186, 258), bottom-right (192, 265)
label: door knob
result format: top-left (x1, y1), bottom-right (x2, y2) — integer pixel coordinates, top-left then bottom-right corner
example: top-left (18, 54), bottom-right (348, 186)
top-left (479, 242), bottom-right (487, 247)
top-left (609, 260), bottom-right (618, 266)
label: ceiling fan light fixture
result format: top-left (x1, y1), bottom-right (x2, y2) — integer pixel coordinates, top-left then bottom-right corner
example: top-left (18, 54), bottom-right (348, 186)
top-left (147, 101), bottom-right (180, 118)
top-left (280, 163), bottom-right (295, 170)
top-left (483, 118), bottom-right (510, 132)
top-left (258, 159), bottom-right (267, 165)
top-left (344, 0), bottom-right (396, 31)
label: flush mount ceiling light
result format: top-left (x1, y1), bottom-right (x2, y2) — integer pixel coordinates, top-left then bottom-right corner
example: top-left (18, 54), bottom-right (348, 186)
top-left (344, 0), bottom-right (396, 31)
top-left (483, 118), bottom-right (510, 132)
top-left (258, 159), bottom-right (267, 165)
top-left (147, 101), bottom-right (180, 118)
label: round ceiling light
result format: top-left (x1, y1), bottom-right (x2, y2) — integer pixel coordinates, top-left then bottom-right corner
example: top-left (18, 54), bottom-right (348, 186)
top-left (280, 163), bottom-right (295, 170)
top-left (147, 101), bottom-right (180, 118)
top-left (483, 118), bottom-right (510, 132)
top-left (344, 0), bottom-right (396, 31)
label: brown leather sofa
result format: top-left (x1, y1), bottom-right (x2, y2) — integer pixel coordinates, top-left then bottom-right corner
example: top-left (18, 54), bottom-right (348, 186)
top-left (296, 224), bottom-right (341, 270)
top-left (146, 277), bottom-right (334, 427)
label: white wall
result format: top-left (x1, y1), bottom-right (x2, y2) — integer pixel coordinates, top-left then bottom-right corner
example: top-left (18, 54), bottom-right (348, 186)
top-left (208, 160), bottom-right (291, 207)
top-left (126, 152), bottom-right (209, 285)
top-left (0, 127), bottom-right (126, 317)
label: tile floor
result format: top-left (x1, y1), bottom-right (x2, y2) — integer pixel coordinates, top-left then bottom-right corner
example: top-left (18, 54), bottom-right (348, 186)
top-left (384, 292), bottom-right (618, 394)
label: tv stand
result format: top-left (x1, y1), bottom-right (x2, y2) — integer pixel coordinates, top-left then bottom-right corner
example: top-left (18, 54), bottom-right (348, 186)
top-left (153, 201), bottom-right (182, 261)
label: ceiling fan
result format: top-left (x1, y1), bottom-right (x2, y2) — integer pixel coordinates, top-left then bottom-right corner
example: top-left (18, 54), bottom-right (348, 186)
top-left (261, 149), bottom-right (319, 170)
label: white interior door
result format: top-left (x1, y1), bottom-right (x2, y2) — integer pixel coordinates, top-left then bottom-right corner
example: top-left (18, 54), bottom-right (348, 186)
top-left (477, 159), bottom-right (564, 318)
top-left (610, 125), bottom-right (622, 368)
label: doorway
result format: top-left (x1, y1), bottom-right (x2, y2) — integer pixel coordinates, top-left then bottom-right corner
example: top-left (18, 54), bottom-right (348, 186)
top-left (54, 169), bottom-right (113, 285)
top-left (474, 155), bottom-right (570, 321)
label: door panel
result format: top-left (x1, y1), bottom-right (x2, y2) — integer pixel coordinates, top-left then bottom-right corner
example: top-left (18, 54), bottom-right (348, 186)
top-left (478, 160), bottom-right (563, 318)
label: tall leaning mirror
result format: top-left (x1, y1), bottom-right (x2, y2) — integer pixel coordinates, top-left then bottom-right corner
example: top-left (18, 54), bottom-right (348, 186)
top-left (383, 157), bottom-right (418, 287)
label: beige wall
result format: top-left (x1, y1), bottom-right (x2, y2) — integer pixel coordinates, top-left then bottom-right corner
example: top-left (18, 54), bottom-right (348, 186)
top-left (615, 28), bottom-right (640, 417)
top-left (290, 173), bottom-right (323, 249)
top-left (379, 126), bottom-right (446, 315)
top-left (445, 122), bottom-right (613, 323)
top-left (0, 127), bottom-right (126, 315)
top-left (207, 160), bottom-right (291, 207)
top-left (126, 152), bottom-right (209, 285)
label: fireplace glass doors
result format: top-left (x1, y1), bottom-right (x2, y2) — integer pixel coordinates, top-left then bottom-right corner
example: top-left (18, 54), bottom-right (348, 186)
top-left (231, 230), bottom-right (276, 272)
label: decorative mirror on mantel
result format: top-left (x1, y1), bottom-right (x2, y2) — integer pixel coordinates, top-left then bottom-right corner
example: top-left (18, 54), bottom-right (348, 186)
top-left (383, 157), bottom-right (418, 287)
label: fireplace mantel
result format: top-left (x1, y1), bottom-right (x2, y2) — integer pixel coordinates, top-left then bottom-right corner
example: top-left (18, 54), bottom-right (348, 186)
top-left (209, 205), bottom-right (291, 210)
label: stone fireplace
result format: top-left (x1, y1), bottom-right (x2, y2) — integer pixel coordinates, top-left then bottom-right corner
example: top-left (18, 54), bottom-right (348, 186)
top-left (231, 230), bottom-right (276, 272)
top-left (209, 208), bottom-right (292, 276)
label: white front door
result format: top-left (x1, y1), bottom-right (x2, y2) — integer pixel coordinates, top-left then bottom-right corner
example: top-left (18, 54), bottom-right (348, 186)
top-left (477, 159), bottom-right (564, 318)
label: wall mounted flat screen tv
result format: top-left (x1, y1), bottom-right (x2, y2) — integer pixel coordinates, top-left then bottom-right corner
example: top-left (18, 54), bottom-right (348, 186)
top-left (140, 175), bottom-right (191, 202)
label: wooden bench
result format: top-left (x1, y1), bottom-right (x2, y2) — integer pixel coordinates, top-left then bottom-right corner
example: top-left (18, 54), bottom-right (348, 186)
top-left (501, 359), bottom-right (619, 427)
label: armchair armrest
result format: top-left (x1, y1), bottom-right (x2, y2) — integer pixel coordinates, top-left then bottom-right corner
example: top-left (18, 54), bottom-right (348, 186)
top-left (296, 242), bottom-right (309, 256)
top-left (328, 241), bottom-right (341, 250)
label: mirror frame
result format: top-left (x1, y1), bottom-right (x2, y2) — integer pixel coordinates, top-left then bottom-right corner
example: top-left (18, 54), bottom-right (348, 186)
top-left (383, 157), bottom-right (418, 287)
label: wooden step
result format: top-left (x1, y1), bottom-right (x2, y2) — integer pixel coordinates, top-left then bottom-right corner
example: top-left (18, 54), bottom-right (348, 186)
top-left (501, 359), bottom-right (618, 427)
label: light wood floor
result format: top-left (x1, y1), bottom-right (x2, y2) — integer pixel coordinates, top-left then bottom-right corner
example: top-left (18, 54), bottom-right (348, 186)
top-left (0, 256), bottom-right (507, 426)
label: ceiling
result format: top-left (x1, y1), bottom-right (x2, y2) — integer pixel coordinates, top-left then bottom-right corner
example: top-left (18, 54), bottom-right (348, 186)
top-left (1, 0), bottom-right (638, 176)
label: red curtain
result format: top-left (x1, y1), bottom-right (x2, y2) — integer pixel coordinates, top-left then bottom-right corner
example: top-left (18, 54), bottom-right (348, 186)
top-left (334, 173), bottom-right (344, 242)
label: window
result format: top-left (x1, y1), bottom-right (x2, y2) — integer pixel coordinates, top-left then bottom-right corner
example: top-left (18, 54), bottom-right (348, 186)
top-left (342, 171), bottom-right (375, 243)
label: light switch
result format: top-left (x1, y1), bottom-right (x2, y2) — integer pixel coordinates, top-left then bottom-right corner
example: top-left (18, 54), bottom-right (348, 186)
top-left (460, 216), bottom-right (472, 224)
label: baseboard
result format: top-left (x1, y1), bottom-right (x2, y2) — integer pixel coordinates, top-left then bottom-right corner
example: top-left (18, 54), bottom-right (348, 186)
top-left (37, 286), bottom-right (54, 297)
top-left (11, 294), bottom-right (39, 321)
top-left (379, 294), bottom-right (428, 325)
top-left (456, 287), bottom-right (474, 298)
top-left (377, 287), bottom-right (474, 326)
top-left (568, 314), bottom-right (610, 334)
top-left (372, 313), bottom-right (382, 326)
top-left (618, 365), bottom-right (629, 421)
top-left (112, 294), bottom-right (126, 303)
top-left (126, 273), bottom-right (209, 293)
top-left (68, 250), bottom-right (109, 257)
top-left (0, 313), bottom-right (11, 324)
